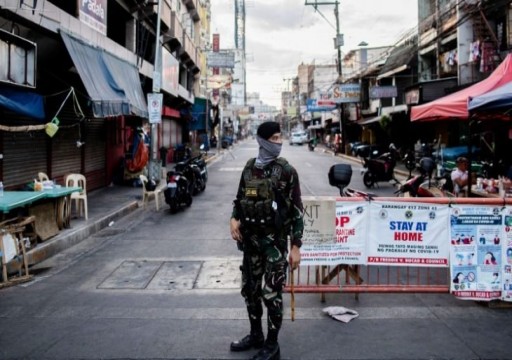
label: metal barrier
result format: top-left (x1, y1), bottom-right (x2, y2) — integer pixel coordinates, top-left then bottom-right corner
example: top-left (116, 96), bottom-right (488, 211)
top-left (285, 196), bottom-right (512, 297)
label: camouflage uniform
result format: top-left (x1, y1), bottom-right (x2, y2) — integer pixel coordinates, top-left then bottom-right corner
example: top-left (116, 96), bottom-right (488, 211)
top-left (232, 157), bottom-right (304, 340)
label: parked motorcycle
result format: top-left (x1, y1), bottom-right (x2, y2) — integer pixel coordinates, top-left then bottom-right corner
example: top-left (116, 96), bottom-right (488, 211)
top-left (191, 144), bottom-right (208, 185)
top-left (395, 157), bottom-right (455, 197)
top-left (361, 143), bottom-right (400, 188)
top-left (164, 166), bottom-right (193, 213)
top-left (308, 138), bottom-right (317, 151)
top-left (403, 149), bottom-right (417, 178)
top-left (328, 163), bottom-right (376, 199)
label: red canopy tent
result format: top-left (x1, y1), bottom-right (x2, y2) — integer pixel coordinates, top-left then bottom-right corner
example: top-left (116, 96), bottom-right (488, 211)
top-left (411, 54), bottom-right (512, 122)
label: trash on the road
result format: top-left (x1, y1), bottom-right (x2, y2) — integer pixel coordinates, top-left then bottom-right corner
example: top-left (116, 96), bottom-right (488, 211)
top-left (108, 221), bottom-right (114, 227)
top-left (322, 306), bottom-right (359, 323)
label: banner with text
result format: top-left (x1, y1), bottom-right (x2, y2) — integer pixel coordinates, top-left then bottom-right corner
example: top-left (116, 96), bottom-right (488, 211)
top-left (449, 205), bottom-right (512, 302)
top-left (366, 201), bottom-right (450, 267)
top-left (301, 198), bottom-right (367, 265)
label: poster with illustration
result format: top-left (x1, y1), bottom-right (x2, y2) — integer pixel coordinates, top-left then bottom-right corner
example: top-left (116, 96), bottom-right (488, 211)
top-left (501, 207), bottom-right (512, 302)
top-left (367, 201), bottom-right (450, 267)
top-left (300, 197), bottom-right (367, 265)
top-left (449, 205), bottom-right (504, 301)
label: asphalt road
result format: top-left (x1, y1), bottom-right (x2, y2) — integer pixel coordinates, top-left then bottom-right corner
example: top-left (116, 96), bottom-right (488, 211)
top-left (0, 139), bottom-right (511, 360)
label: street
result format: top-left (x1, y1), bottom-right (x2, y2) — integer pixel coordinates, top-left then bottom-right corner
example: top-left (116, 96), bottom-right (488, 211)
top-left (0, 139), bottom-right (511, 360)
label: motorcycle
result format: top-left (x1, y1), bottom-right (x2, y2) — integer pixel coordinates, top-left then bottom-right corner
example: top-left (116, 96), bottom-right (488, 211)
top-left (395, 157), bottom-right (455, 197)
top-left (308, 138), bottom-right (317, 151)
top-left (361, 143), bottom-right (400, 188)
top-left (403, 149), bottom-right (417, 179)
top-left (191, 144), bottom-right (208, 188)
top-left (328, 163), bottom-right (376, 199)
top-left (164, 165), bottom-right (193, 213)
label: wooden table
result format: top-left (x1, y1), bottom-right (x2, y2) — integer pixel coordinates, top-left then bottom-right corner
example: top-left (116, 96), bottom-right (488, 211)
top-left (0, 188), bottom-right (81, 241)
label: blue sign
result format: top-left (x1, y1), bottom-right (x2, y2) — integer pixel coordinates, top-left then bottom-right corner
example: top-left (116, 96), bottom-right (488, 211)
top-left (306, 99), bottom-right (336, 112)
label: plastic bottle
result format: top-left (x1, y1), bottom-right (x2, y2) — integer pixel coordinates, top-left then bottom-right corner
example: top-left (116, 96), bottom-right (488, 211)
top-left (0, 181), bottom-right (4, 197)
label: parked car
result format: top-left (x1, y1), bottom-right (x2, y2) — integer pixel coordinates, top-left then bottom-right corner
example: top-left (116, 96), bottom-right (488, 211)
top-left (289, 131), bottom-right (308, 145)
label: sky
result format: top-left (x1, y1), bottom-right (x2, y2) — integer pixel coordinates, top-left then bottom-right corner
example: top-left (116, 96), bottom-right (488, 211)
top-left (210, 0), bottom-right (418, 109)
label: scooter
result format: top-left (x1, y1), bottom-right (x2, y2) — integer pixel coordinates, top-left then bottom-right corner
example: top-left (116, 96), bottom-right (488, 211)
top-left (328, 163), bottom-right (376, 199)
top-left (361, 143), bottom-right (400, 188)
top-left (190, 144), bottom-right (208, 188)
top-left (164, 166), bottom-right (193, 213)
top-left (395, 157), bottom-right (455, 197)
top-left (308, 138), bottom-right (317, 152)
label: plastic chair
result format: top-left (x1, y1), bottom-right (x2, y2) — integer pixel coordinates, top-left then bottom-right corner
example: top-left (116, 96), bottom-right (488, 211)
top-left (38, 172), bottom-right (49, 182)
top-left (139, 175), bottom-right (163, 211)
top-left (65, 174), bottom-right (88, 220)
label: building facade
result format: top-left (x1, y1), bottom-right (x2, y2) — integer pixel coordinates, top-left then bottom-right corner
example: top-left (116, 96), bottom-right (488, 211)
top-left (0, 0), bottom-right (210, 190)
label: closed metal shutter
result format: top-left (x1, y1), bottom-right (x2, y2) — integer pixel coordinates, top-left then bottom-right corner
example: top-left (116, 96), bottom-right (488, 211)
top-left (163, 119), bottom-right (171, 148)
top-left (84, 119), bottom-right (106, 189)
top-left (51, 126), bottom-right (82, 177)
top-left (171, 120), bottom-right (183, 146)
top-left (3, 130), bottom-right (48, 187)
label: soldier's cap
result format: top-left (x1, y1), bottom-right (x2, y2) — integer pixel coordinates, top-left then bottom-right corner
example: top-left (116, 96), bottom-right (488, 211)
top-left (257, 121), bottom-right (280, 140)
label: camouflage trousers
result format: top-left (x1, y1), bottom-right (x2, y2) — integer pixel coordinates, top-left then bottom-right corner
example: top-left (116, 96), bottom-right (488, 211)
top-left (241, 231), bottom-right (288, 334)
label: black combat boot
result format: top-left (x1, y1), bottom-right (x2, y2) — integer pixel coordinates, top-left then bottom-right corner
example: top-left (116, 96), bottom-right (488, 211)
top-left (250, 341), bottom-right (280, 360)
top-left (230, 333), bottom-right (265, 352)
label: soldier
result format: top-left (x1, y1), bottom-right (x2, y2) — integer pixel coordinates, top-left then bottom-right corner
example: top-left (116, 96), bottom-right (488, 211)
top-left (229, 121), bottom-right (304, 360)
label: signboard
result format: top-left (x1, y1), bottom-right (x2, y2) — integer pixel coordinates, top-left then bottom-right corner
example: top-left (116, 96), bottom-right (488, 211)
top-left (322, 84), bottom-right (361, 104)
top-left (161, 49), bottom-right (179, 97)
top-left (366, 200), bottom-right (450, 267)
top-left (207, 52), bottom-right (235, 68)
top-left (147, 93), bottom-right (163, 124)
top-left (405, 89), bottom-right (420, 105)
top-left (369, 86), bottom-right (397, 99)
top-left (301, 198), bottom-right (367, 266)
top-left (306, 98), bottom-right (336, 112)
top-left (449, 205), bottom-right (511, 301)
top-left (78, 0), bottom-right (107, 35)
top-left (207, 74), bottom-right (233, 89)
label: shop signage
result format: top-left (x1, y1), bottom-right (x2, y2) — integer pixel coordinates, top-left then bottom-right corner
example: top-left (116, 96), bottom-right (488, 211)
top-left (78, 0), bottom-right (107, 35)
top-left (207, 51), bottom-right (235, 68)
top-left (405, 89), bottom-right (420, 105)
top-left (307, 98), bottom-right (336, 112)
top-left (370, 86), bottom-right (397, 99)
top-left (161, 49), bottom-right (179, 97)
top-left (322, 84), bottom-right (361, 103)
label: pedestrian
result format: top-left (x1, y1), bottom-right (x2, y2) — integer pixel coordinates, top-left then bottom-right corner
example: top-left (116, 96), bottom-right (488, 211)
top-left (229, 121), bottom-right (304, 360)
top-left (451, 157), bottom-right (469, 197)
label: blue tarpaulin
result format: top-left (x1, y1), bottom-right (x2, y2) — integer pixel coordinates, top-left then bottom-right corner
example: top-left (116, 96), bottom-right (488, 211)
top-left (468, 81), bottom-right (512, 113)
top-left (0, 84), bottom-right (45, 120)
top-left (60, 31), bottom-right (148, 118)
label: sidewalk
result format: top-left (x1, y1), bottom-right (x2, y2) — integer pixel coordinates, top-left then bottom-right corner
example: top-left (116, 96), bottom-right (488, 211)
top-left (19, 150), bottom-right (223, 269)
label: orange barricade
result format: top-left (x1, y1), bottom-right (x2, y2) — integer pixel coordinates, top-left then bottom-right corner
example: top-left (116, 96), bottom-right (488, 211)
top-left (285, 196), bottom-right (512, 297)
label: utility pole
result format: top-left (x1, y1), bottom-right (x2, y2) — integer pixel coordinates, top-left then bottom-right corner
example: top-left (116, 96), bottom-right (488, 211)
top-left (305, 0), bottom-right (346, 153)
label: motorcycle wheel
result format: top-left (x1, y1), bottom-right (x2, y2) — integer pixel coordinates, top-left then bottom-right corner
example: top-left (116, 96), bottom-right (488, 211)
top-left (185, 193), bottom-right (193, 207)
top-left (363, 172), bottom-right (374, 188)
top-left (169, 198), bottom-right (179, 214)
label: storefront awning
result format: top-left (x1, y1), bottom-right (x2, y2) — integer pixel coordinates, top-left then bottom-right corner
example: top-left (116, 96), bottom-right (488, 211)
top-left (356, 104), bottom-right (408, 126)
top-left (60, 31), bottom-right (148, 118)
top-left (0, 84), bottom-right (45, 120)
